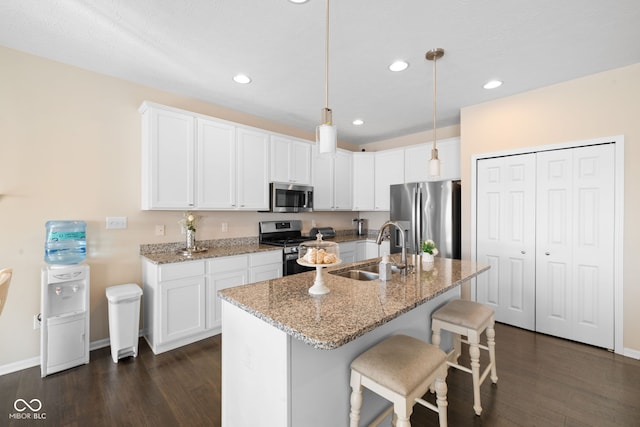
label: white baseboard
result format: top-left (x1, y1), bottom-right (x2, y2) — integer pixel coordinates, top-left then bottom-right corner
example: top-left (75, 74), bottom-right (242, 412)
top-left (0, 331), bottom-right (142, 377)
top-left (0, 356), bottom-right (41, 376)
top-left (623, 347), bottom-right (640, 360)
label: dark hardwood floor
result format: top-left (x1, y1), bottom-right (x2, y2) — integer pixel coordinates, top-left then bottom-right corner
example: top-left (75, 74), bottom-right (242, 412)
top-left (2, 323), bottom-right (639, 426)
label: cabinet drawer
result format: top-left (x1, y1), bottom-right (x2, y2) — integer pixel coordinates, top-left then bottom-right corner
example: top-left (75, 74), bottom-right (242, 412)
top-left (159, 260), bottom-right (205, 281)
top-left (208, 255), bottom-right (248, 273)
top-left (250, 250), bottom-right (282, 267)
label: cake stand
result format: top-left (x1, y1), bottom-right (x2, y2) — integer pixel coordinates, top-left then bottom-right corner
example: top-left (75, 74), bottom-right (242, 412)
top-left (297, 259), bottom-right (341, 295)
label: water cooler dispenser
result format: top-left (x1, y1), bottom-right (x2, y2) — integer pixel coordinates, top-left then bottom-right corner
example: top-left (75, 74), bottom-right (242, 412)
top-left (40, 264), bottom-right (90, 377)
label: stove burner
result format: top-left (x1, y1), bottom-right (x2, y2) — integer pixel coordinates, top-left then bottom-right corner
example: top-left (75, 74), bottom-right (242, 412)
top-left (261, 237), bottom-right (307, 247)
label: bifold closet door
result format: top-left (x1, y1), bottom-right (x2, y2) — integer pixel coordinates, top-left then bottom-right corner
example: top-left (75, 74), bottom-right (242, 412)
top-left (535, 144), bottom-right (615, 349)
top-left (476, 154), bottom-right (536, 330)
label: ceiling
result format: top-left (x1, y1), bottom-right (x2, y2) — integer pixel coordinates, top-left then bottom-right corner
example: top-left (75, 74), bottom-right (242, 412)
top-left (1, 0), bottom-right (639, 146)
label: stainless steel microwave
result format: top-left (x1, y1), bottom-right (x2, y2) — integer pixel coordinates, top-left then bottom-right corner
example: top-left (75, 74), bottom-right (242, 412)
top-left (268, 183), bottom-right (313, 213)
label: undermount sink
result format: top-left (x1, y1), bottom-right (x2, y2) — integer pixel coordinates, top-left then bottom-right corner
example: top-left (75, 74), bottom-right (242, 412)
top-left (329, 262), bottom-right (405, 281)
top-left (331, 269), bottom-right (380, 281)
top-left (329, 263), bottom-right (380, 281)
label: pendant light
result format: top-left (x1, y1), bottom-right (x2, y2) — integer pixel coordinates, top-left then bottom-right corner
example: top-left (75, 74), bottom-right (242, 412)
top-left (317, 0), bottom-right (337, 154)
top-left (426, 48), bottom-right (444, 177)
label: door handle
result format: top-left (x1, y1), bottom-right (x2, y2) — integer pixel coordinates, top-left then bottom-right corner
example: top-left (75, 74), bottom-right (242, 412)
top-left (545, 251), bottom-right (550, 256)
top-left (521, 250), bottom-right (526, 254)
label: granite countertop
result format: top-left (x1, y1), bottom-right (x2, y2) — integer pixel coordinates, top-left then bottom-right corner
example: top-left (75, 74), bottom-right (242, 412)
top-left (141, 243), bottom-right (279, 264)
top-left (218, 254), bottom-right (490, 350)
top-left (140, 233), bottom-right (376, 264)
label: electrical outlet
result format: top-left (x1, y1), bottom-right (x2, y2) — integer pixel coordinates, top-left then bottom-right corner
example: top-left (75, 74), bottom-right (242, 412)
top-left (33, 314), bottom-right (41, 330)
top-left (106, 216), bottom-right (127, 229)
top-left (155, 225), bottom-right (165, 236)
top-left (221, 222), bottom-right (228, 232)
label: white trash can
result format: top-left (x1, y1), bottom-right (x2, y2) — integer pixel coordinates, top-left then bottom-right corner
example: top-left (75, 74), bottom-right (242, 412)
top-left (106, 284), bottom-right (143, 363)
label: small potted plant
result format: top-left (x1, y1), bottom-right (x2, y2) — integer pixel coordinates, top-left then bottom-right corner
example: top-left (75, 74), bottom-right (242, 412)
top-left (421, 239), bottom-right (438, 264)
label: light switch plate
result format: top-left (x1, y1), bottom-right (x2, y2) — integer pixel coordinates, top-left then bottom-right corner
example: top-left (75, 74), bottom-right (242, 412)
top-left (106, 216), bottom-right (127, 229)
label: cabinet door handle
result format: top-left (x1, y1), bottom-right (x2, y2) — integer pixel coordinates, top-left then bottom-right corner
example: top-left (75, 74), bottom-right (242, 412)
top-left (545, 251), bottom-right (550, 256)
top-left (521, 250), bottom-right (526, 254)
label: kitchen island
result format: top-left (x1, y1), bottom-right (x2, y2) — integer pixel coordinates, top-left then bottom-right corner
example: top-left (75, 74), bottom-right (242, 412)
top-left (218, 255), bottom-right (489, 427)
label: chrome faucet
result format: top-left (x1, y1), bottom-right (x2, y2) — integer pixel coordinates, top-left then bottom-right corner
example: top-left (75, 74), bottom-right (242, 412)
top-left (376, 221), bottom-right (407, 270)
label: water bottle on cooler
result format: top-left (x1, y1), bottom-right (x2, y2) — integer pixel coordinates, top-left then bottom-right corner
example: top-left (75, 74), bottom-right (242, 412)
top-left (44, 220), bottom-right (87, 264)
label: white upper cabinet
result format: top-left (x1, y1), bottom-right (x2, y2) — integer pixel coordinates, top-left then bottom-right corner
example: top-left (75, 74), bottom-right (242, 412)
top-left (196, 118), bottom-right (236, 209)
top-left (374, 149), bottom-right (404, 211)
top-left (352, 152), bottom-right (375, 211)
top-left (141, 104), bottom-right (195, 209)
top-left (142, 101), bottom-right (462, 212)
top-left (404, 137), bottom-right (460, 183)
top-left (312, 148), bottom-right (352, 210)
top-left (140, 102), bottom-right (270, 211)
top-left (236, 127), bottom-right (270, 210)
top-left (333, 150), bottom-right (353, 210)
top-left (270, 136), bottom-right (312, 185)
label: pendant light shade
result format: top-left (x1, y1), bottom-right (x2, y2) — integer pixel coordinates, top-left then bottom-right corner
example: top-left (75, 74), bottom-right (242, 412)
top-left (429, 148), bottom-right (441, 177)
top-left (317, 0), bottom-right (336, 154)
top-left (317, 108), bottom-right (336, 154)
top-left (426, 48), bottom-right (444, 177)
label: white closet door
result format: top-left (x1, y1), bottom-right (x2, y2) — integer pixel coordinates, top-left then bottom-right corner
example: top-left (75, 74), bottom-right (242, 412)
top-left (476, 154), bottom-right (536, 330)
top-left (536, 144), bottom-right (614, 348)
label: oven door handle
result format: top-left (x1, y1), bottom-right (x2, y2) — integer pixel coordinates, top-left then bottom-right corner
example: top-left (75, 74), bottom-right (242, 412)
top-left (284, 252), bottom-right (298, 261)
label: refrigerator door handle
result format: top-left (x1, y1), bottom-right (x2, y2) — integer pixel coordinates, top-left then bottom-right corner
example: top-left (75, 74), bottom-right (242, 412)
top-left (414, 187), bottom-right (421, 253)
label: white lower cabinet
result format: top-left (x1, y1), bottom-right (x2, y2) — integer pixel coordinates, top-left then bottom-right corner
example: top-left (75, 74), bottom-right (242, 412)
top-left (143, 259), bottom-right (208, 354)
top-left (339, 242), bottom-right (357, 264)
top-left (160, 275), bottom-right (206, 343)
top-left (355, 240), bottom-right (390, 262)
top-left (249, 250), bottom-right (283, 283)
top-left (208, 255), bottom-right (248, 330)
top-left (143, 250), bottom-right (282, 354)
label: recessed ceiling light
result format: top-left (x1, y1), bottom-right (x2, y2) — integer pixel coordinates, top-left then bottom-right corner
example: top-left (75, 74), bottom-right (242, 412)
top-left (233, 74), bottom-right (252, 84)
top-left (389, 60), bottom-right (409, 72)
top-left (352, 119), bottom-right (364, 126)
top-left (483, 80), bottom-right (503, 89)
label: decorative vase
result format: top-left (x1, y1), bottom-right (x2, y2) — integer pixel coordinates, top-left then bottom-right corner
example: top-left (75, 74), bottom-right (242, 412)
top-left (186, 229), bottom-right (196, 251)
top-left (422, 252), bottom-right (434, 263)
top-left (422, 252), bottom-right (434, 271)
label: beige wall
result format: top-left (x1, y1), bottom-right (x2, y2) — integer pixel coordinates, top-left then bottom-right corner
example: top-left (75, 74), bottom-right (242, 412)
top-left (459, 63), bottom-right (640, 353)
top-left (0, 46), bottom-right (360, 367)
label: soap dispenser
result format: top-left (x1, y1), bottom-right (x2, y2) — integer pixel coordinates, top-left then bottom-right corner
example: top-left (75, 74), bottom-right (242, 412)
top-left (379, 254), bottom-right (392, 281)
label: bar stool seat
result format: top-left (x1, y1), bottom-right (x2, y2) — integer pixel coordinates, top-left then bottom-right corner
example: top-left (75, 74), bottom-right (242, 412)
top-left (349, 334), bottom-right (448, 427)
top-left (431, 299), bottom-right (498, 416)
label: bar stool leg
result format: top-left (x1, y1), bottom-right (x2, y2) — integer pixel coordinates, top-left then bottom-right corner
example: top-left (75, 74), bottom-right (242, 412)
top-left (394, 401), bottom-right (411, 427)
top-left (431, 327), bottom-right (441, 348)
top-left (469, 342), bottom-right (482, 415)
top-left (435, 373), bottom-right (449, 427)
top-left (487, 324), bottom-right (498, 383)
top-left (349, 372), bottom-right (363, 427)
top-left (453, 333), bottom-right (462, 362)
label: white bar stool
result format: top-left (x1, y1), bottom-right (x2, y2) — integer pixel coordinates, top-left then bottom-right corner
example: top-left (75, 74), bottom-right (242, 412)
top-left (349, 334), bottom-right (449, 427)
top-left (431, 299), bottom-right (498, 416)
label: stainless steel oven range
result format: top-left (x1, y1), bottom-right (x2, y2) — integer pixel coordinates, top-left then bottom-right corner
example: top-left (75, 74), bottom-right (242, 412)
top-left (258, 220), bottom-right (314, 276)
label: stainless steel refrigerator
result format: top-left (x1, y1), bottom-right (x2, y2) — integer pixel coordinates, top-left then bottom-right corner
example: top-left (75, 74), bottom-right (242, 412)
top-left (389, 180), bottom-right (461, 259)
